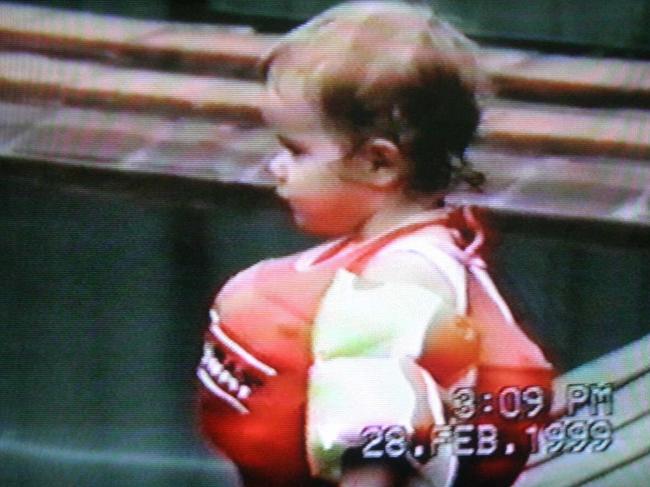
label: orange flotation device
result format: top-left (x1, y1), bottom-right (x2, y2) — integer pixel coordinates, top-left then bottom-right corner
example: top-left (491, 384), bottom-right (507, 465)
top-left (197, 212), bottom-right (554, 487)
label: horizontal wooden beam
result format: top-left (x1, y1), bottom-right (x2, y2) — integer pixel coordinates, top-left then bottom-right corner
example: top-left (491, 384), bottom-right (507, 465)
top-left (0, 3), bottom-right (167, 56)
top-left (481, 48), bottom-right (650, 106)
top-left (481, 101), bottom-right (650, 160)
top-left (0, 53), bottom-right (264, 121)
top-left (516, 412), bottom-right (650, 486)
top-left (0, 3), bottom-right (269, 76)
top-left (0, 99), bottom-right (646, 225)
top-left (2, 52), bottom-right (649, 160)
top-left (517, 334), bottom-right (650, 485)
top-left (2, 3), bottom-right (650, 105)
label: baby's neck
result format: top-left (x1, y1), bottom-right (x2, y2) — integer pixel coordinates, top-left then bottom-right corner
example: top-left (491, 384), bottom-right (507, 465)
top-left (355, 194), bottom-right (448, 241)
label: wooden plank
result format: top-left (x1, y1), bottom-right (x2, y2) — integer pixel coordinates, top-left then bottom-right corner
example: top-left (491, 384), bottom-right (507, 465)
top-left (554, 333), bottom-right (650, 401)
top-left (135, 25), bottom-right (275, 76)
top-left (122, 118), bottom-right (277, 181)
top-left (516, 335), bottom-right (650, 485)
top-left (580, 452), bottom-right (650, 487)
top-left (9, 107), bottom-right (173, 164)
top-left (2, 52), bottom-right (650, 158)
top-left (0, 2), bottom-right (272, 75)
top-left (448, 148), bottom-right (649, 225)
top-left (0, 103), bottom-right (276, 182)
top-left (515, 410), bottom-right (650, 487)
top-left (481, 102), bottom-right (650, 159)
top-left (0, 99), bottom-right (645, 224)
top-left (0, 3), bottom-right (167, 57)
top-left (0, 53), bottom-right (264, 121)
top-left (481, 48), bottom-right (650, 105)
top-left (0, 3), bottom-right (49, 29)
top-left (2, 2), bottom-right (650, 105)
top-left (0, 101), bottom-right (51, 147)
top-left (526, 371), bottom-right (650, 468)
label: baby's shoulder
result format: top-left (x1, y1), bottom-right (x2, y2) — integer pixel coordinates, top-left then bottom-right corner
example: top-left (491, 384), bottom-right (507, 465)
top-left (215, 242), bottom-right (325, 303)
top-left (370, 223), bottom-right (465, 270)
top-left (361, 225), bottom-right (467, 309)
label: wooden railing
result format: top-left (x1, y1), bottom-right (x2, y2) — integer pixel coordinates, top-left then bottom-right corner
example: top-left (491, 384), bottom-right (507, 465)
top-left (516, 333), bottom-right (650, 486)
top-left (0, 1), bottom-right (648, 226)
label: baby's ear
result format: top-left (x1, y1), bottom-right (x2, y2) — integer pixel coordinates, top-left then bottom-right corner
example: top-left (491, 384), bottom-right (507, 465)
top-left (352, 138), bottom-right (407, 188)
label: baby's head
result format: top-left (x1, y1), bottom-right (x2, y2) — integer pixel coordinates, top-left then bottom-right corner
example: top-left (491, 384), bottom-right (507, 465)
top-left (262, 1), bottom-right (485, 235)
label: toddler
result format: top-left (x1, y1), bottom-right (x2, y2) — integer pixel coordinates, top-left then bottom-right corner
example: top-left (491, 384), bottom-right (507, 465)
top-left (197, 2), bottom-right (554, 486)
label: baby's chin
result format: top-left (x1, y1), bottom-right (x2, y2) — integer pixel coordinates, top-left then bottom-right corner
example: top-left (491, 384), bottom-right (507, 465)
top-left (291, 210), bottom-right (357, 238)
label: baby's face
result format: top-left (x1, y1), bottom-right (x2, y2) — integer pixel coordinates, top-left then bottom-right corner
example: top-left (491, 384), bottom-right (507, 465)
top-left (263, 86), bottom-right (384, 237)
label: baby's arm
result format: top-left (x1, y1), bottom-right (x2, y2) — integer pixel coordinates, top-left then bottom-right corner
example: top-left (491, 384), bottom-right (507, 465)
top-left (330, 250), bottom-right (475, 487)
top-left (364, 249), bottom-right (479, 388)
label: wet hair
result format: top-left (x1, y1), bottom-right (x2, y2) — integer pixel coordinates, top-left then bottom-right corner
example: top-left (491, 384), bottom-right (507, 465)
top-left (261, 0), bottom-right (487, 193)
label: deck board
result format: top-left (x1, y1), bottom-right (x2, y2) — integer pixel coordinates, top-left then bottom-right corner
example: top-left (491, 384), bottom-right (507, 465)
top-left (2, 2), bottom-right (650, 105)
top-left (481, 48), bottom-right (650, 105)
top-left (516, 334), bottom-right (650, 486)
top-left (516, 413), bottom-right (650, 487)
top-left (1, 52), bottom-right (650, 160)
top-left (0, 52), bottom-right (264, 120)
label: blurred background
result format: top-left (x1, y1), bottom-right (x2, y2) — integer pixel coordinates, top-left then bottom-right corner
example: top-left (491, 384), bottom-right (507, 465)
top-left (14, 0), bottom-right (650, 52)
top-left (1, 1), bottom-right (649, 486)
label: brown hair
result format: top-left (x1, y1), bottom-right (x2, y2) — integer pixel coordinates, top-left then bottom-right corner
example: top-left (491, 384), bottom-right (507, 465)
top-left (261, 0), bottom-right (486, 193)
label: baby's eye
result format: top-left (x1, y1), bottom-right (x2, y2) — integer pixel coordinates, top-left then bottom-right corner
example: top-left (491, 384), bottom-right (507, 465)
top-left (277, 135), bottom-right (306, 157)
top-left (288, 147), bottom-right (304, 157)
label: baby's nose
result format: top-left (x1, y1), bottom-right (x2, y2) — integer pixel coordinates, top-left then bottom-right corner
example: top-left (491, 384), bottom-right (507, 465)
top-left (267, 150), bottom-right (291, 183)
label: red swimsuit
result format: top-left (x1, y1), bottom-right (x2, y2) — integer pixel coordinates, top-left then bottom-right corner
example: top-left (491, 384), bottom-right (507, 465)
top-left (197, 214), bottom-right (553, 486)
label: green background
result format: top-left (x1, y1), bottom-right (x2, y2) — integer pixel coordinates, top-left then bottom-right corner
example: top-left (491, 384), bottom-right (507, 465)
top-left (1, 163), bottom-right (648, 486)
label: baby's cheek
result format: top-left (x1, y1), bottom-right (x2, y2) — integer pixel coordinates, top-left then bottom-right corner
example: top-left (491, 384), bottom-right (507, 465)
top-left (289, 200), bottom-right (358, 236)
